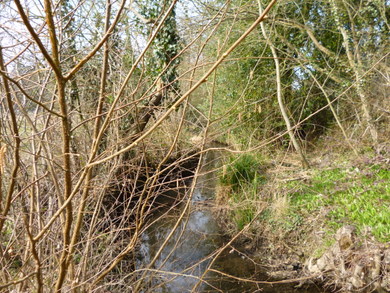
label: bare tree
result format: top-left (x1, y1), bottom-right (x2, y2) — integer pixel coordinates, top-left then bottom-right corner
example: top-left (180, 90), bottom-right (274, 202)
top-left (0, 0), bottom-right (278, 291)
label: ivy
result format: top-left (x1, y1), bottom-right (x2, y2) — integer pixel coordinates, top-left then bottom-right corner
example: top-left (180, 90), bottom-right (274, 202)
top-left (136, 0), bottom-right (182, 96)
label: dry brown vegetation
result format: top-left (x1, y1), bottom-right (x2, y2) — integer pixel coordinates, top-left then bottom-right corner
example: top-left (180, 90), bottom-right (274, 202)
top-left (0, 0), bottom-right (388, 292)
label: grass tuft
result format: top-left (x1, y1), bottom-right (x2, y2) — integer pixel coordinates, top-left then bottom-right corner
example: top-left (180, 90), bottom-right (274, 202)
top-left (220, 154), bottom-right (266, 229)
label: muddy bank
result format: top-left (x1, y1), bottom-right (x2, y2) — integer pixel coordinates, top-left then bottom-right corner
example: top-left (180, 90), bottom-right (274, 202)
top-left (227, 224), bottom-right (390, 293)
top-left (215, 151), bottom-right (390, 293)
top-left (134, 151), bottom-right (326, 292)
top-left (306, 225), bottom-right (390, 292)
top-left (104, 148), bottom-right (388, 292)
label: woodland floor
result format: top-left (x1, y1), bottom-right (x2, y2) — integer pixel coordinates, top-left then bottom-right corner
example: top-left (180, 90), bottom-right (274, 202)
top-left (215, 134), bottom-right (390, 292)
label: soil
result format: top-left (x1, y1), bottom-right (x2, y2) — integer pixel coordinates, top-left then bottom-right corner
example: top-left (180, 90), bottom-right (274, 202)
top-left (216, 140), bottom-right (390, 292)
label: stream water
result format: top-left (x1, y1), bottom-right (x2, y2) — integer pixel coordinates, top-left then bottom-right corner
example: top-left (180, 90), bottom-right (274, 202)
top-left (136, 152), bottom-right (325, 292)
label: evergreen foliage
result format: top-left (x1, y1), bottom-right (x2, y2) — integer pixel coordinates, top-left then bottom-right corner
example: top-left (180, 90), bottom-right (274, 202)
top-left (137, 0), bottom-right (182, 95)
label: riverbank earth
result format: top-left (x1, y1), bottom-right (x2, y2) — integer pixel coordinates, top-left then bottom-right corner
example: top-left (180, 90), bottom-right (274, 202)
top-left (135, 150), bottom-right (328, 292)
top-left (215, 137), bottom-right (390, 292)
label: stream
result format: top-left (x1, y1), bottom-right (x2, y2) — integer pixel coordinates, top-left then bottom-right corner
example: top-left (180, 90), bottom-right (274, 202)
top-left (136, 151), bottom-right (325, 292)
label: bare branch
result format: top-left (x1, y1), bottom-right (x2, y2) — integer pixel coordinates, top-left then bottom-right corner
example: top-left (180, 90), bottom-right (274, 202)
top-left (127, 5), bottom-right (155, 24)
top-left (88, 0), bottom-right (277, 168)
top-left (13, 0), bottom-right (62, 77)
top-left (64, 0), bottom-right (127, 81)
top-left (275, 19), bottom-right (335, 57)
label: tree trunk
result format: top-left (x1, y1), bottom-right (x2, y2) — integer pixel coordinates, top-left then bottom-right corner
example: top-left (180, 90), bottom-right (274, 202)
top-left (257, 0), bottom-right (310, 169)
top-left (330, 0), bottom-right (378, 145)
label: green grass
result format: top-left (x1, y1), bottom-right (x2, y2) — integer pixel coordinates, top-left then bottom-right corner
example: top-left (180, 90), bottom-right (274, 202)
top-left (233, 206), bottom-right (256, 230)
top-left (287, 165), bottom-right (390, 242)
top-left (220, 154), bottom-right (266, 229)
top-left (219, 153), bottom-right (389, 243)
top-left (220, 154), bottom-right (265, 190)
top-left (229, 177), bottom-right (264, 230)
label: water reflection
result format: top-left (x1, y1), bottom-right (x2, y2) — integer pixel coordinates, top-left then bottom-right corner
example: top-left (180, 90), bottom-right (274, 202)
top-left (137, 189), bottom-right (222, 292)
top-left (136, 153), bottom-right (324, 292)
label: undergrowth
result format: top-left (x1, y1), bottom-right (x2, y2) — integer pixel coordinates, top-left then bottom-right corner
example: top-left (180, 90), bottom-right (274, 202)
top-left (220, 148), bottom-right (389, 248)
top-left (220, 154), bottom-right (266, 229)
top-left (285, 164), bottom-right (390, 242)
